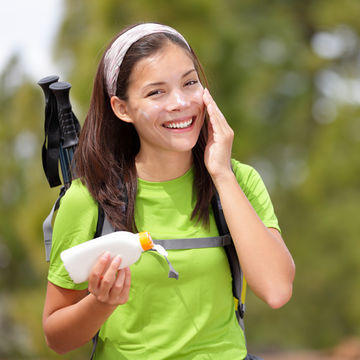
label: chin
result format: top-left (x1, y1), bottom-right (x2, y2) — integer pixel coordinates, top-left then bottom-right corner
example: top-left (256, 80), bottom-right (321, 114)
top-left (173, 137), bottom-right (200, 153)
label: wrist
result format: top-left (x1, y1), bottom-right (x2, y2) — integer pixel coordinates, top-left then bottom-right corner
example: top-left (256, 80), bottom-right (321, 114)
top-left (88, 293), bottom-right (118, 312)
top-left (210, 169), bottom-right (235, 188)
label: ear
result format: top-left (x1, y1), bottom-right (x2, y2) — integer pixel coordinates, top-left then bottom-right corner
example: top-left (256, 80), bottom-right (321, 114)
top-left (110, 96), bottom-right (133, 123)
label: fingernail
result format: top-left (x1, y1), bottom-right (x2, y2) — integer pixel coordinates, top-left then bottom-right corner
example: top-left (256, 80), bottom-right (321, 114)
top-left (114, 255), bottom-right (122, 265)
top-left (102, 251), bottom-right (110, 260)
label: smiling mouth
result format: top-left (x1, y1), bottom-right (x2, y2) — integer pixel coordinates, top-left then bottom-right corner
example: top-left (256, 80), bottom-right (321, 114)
top-left (162, 116), bottom-right (195, 129)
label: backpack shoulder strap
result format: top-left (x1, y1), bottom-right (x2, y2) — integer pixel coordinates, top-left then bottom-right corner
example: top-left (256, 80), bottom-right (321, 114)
top-left (211, 189), bottom-right (247, 329)
top-left (42, 186), bottom-right (66, 261)
top-left (90, 205), bottom-right (114, 360)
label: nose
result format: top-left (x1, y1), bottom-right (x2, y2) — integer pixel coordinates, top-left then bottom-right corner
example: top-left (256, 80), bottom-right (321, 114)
top-left (165, 89), bottom-right (190, 112)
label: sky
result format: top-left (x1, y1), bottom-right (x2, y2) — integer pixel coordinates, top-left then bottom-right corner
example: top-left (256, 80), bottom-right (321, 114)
top-left (0, 0), bottom-right (63, 81)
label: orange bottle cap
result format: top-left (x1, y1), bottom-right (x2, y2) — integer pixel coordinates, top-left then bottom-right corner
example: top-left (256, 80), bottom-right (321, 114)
top-left (139, 232), bottom-right (154, 251)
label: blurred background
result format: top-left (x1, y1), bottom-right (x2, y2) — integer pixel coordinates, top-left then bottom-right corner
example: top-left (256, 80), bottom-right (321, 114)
top-left (1, 0), bottom-right (360, 359)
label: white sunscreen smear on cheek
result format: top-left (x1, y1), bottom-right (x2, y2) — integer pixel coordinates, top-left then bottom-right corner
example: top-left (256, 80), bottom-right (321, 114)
top-left (175, 93), bottom-right (190, 107)
top-left (139, 109), bottom-right (150, 120)
top-left (138, 104), bottom-right (162, 120)
top-left (193, 87), bottom-right (204, 104)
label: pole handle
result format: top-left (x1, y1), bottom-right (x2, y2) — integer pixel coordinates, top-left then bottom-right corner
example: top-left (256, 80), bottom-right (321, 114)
top-left (37, 75), bottom-right (59, 103)
top-left (49, 81), bottom-right (79, 149)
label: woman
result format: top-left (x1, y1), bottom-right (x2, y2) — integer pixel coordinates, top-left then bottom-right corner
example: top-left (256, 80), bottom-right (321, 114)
top-left (43, 22), bottom-right (295, 359)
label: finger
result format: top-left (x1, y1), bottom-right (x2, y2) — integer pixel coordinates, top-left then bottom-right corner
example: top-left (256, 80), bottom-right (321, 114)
top-left (109, 267), bottom-right (126, 300)
top-left (203, 90), bottom-right (226, 134)
top-left (109, 267), bottom-right (131, 304)
top-left (203, 89), bottom-right (222, 117)
top-left (206, 114), bottom-right (214, 142)
top-left (207, 106), bottom-right (224, 138)
top-left (99, 255), bottom-right (122, 296)
top-left (204, 89), bottom-right (232, 132)
top-left (88, 252), bottom-right (111, 292)
top-left (114, 267), bottom-right (126, 290)
top-left (118, 268), bottom-right (132, 304)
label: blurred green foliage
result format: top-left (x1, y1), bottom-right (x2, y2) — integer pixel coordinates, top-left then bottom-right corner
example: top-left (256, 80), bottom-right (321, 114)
top-left (1, 0), bottom-right (360, 358)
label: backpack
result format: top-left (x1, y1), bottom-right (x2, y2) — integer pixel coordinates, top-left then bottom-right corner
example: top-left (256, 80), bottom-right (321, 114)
top-left (38, 75), bottom-right (261, 360)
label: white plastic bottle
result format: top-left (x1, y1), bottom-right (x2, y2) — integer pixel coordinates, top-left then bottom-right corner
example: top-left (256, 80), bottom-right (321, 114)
top-left (60, 231), bottom-right (155, 284)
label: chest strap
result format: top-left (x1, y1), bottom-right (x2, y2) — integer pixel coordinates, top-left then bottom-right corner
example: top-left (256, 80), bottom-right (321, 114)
top-left (101, 214), bottom-right (232, 280)
top-left (153, 234), bottom-right (232, 249)
top-left (102, 216), bottom-right (231, 250)
top-left (101, 214), bottom-right (232, 250)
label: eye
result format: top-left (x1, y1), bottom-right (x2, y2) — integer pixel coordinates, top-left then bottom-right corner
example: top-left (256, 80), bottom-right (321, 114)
top-left (185, 80), bottom-right (198, 87)
top-left (146, 89), bottom-right (163, 97)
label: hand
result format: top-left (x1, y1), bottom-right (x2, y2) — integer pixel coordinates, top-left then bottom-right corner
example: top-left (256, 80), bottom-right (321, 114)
top-left (203, 88), bottom-right (234, 182)
top-left (88, 252), bottom-right (131, 306)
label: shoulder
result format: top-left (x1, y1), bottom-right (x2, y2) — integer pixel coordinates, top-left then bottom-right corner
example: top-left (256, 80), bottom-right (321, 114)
top-left (231, 158), bottom-right (281, 231)
top-left (53, 178), bottom-right (98, 246)
top-left (60, 178), bottom-right (97, 212)
top-left (49, 179), bottom-right (98, 289)
top-left (231, 158), bottom-right (264, 195)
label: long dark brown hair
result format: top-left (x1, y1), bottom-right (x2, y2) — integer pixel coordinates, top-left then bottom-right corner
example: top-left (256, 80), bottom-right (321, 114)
top-left (75, 23), bottom-right (215, 231)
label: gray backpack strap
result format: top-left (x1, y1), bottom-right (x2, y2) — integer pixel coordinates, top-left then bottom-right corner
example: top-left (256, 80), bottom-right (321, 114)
top-left (99, 215), bottom-right (231, 250)
top-left (43, 187), bottom-right (66, 261)
top-left (152, 235), bottom-right (232, 280)
top-left (153, 234), bottom-right (231, 250)
top-left (43, 201), bottom-right (57, 262)
top-left (101, 215), bottom-right (115, 236)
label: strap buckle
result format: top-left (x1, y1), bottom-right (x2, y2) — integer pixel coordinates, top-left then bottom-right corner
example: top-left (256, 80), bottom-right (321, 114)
top-left (238, 302), bottom-right (246, 319)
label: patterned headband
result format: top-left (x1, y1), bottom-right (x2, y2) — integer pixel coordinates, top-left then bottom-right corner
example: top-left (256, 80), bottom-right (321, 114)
top-left (104, 23), bottom-right (191, 97)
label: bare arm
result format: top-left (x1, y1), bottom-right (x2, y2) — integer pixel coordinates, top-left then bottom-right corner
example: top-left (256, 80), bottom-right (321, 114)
top-left (213, 172), bottom-right (295, 308)
top-left (43, 253), bottom-right (131, 354)
top-left (203, 88), bottom-right (295, 308)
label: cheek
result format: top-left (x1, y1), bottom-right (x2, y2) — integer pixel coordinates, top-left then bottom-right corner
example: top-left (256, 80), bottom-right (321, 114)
top-left (190, 86), bottom-right (205, 107)
top-left (135, 104), bottom-right (162, 123)
top-left (138, 109), bottom-right (150, 121)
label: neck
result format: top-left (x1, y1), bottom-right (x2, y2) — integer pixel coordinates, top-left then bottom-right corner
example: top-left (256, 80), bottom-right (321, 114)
top-left (135, 149), bottom-right (193, 182)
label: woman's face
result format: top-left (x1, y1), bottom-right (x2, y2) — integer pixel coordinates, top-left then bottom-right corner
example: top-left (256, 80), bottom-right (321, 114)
top-left (115, 42), bottom-right (205, 156)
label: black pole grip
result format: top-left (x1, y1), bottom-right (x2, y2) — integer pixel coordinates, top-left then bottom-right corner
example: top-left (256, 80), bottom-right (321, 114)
top-left (38, 75), bottom-right (62, 187)
top-left (37, 75), bottom-right (59, 104)
top-left (49, 81), bottom-right (79, 149)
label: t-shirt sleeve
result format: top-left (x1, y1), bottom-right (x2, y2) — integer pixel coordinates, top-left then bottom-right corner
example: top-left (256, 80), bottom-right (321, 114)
top-left (231, 159), bottom-right (281, 233)
top-left (48, 179), bottom-right (98, 290)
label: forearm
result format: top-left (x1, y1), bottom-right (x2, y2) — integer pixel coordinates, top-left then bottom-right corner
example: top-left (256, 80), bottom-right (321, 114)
top-left (44, 293), bottom-right (116, 354)
top-left (213, 171), bottom-right (295, 308)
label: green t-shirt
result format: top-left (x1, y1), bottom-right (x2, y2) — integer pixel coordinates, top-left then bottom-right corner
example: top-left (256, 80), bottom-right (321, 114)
top-left (48, 159), bottom-right (280, 359)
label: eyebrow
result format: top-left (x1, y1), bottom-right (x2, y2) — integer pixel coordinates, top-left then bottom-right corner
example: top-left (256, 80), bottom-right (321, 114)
top-left (143, 69), bottom-right (197, 89)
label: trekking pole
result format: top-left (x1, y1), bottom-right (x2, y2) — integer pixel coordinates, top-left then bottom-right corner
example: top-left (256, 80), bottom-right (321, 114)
top-left (49, 81), bottom-right (80, 188)
top-left (38, 75), bottom-right (68, 188)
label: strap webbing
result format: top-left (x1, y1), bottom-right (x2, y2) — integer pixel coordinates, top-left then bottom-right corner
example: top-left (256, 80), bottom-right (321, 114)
top-left (153, 234), bottom-right (231, 249)
top-left (43, 201), bottom-right (58, 262)
top-left (90, 333), bottom-right (98, 360)
top-left (100, 215), bottom-right (115, 237)
top-left (43, 187), bottom-right (66, 261)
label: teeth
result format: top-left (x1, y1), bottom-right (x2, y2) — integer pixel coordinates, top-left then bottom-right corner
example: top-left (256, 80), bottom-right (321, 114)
top-left (164, 118), bottom-right (193, 129)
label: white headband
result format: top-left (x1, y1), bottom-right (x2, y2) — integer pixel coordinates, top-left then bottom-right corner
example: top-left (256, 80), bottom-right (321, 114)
top-left (104, 23), bottom-right (191, 97)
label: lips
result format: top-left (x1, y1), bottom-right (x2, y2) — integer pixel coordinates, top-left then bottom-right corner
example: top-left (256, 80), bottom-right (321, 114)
top-left (162, 116), bottom-right (196, 129)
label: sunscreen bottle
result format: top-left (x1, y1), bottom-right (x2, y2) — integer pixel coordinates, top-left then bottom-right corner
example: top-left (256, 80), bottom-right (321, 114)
top-left (60, 231), bottom-right (156, 284)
